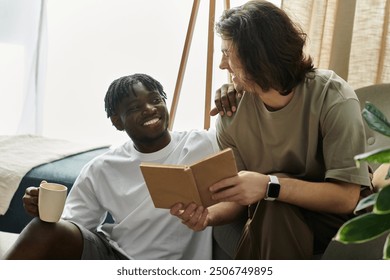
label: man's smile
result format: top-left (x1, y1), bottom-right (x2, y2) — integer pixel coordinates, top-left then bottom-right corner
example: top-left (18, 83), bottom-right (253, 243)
top-left (143, 117), bottom-right (160, 126)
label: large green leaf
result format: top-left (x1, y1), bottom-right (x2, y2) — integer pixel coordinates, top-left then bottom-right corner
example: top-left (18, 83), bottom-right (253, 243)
top-left (362, 102), bottom-right (390, 137)
top-left (354, 147), bottom-right (390, 165)
top-left (374, 185), bottom-right (390, 214)
top-left (384, 234), bottom-right (390, 260)
top-left (335, 212), bottom-right (390, 243)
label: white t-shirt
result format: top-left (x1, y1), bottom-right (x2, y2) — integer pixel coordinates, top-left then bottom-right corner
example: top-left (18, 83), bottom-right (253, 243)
top-left (62, 129), bottom-right (219, 259)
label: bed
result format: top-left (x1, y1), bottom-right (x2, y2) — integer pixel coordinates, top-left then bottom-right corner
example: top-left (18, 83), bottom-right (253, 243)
top-left (0, 135), bottom-right (110, 233)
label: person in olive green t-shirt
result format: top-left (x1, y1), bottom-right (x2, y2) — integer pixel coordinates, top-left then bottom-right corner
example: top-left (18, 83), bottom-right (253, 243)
top-left (170, 0), bottom-right (371, 260)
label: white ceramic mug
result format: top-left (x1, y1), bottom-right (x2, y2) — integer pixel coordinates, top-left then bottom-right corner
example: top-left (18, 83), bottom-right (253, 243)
top-left (38, 182), bottom-right (68, 223)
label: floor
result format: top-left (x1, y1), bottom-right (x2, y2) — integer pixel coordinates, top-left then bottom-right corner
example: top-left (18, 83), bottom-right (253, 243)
top-left (0, 231), bottom-right (19, 259)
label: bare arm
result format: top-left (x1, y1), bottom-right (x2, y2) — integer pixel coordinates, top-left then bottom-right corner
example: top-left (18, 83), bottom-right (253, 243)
top-left (210, 171), bottom-right (361, 214)
top-left (170, 171), bottom-right (360, 231)
top-left (279, 178), bottom-right (360, 213)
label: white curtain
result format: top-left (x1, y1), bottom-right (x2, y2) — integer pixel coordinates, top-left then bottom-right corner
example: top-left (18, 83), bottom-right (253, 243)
top-left (282, 0), bottom-right (390, 89)
top-left (0, 0), bottom-right (47, 135)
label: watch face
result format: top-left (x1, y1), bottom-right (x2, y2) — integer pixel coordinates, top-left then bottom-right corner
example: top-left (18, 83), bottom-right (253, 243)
top-left (268, 183), bottom-right (280, 198)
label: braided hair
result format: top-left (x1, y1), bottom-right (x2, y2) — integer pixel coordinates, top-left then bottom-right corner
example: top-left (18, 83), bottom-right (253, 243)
top-left (104, 73), bottom-right (167, 118)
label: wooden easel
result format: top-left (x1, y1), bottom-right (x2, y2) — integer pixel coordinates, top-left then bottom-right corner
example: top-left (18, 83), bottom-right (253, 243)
top-left (169, 0), bottom-right (230, 130)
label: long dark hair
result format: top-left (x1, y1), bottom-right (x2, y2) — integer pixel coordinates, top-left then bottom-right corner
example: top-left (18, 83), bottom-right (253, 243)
top-left (215, 0), bottom-right (314, 95)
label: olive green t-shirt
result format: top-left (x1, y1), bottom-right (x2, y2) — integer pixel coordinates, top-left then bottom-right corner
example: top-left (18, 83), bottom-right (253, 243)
top-left (216, 69), bottom-right (371, 187)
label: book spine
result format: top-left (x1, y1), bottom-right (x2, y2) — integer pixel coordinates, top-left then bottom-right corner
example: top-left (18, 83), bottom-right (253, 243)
top-left (184, 167), bottom-right (203, 206)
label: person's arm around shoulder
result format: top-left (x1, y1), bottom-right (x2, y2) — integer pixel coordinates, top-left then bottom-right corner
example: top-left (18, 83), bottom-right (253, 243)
top-left (210, 83), bottom-right (243, 117)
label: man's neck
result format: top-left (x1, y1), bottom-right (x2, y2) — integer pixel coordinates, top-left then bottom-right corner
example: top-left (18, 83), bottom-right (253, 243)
top-left (258, 88), bottom-right (294, 111)
top-left (133, 131), bottom-right (171, 153)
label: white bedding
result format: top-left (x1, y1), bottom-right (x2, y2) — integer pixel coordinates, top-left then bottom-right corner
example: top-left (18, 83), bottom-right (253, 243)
top-left (0, 134), bottom-right (108, 215)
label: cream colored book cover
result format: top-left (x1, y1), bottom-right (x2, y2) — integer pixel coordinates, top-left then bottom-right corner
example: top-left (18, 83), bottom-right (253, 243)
top-left (140, 148), bottom-right (237, 208)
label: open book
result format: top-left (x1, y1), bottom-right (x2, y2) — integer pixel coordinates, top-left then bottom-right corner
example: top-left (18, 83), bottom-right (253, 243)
top-left (140, 148), bottom-right (238, 209)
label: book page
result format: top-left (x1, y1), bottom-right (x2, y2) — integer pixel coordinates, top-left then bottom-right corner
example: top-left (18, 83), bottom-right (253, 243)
top-left (189, 148), bottom-right (237, 207)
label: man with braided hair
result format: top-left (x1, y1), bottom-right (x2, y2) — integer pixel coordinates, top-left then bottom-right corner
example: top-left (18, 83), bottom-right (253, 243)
top-left (4, 73), bottom-right (218, 260)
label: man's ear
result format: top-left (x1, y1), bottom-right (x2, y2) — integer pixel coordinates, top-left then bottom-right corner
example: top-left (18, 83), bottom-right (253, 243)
top-left (110, 115), bottom-right (124, 131)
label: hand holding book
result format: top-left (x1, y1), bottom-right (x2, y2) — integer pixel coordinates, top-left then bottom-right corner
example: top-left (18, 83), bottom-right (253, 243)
top-left (140, 148), bottom-right (238, 208)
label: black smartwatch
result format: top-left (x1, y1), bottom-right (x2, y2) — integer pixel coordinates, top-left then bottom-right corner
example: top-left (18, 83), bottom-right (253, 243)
top-left (264, 175), bottom-right (280, 201)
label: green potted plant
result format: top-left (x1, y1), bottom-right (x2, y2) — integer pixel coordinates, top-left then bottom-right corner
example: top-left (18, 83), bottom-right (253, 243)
top-left (335, 102), bottom-right (390, 259)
